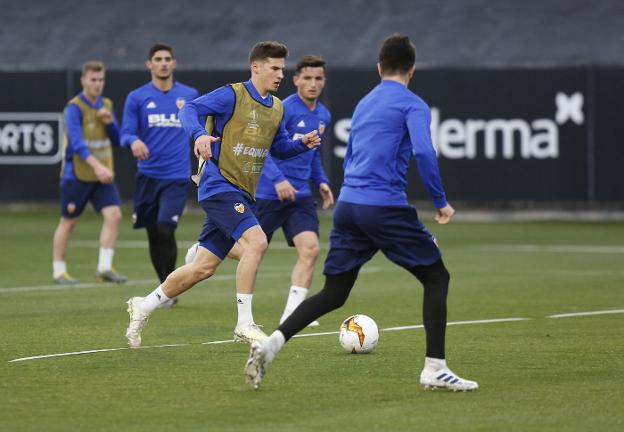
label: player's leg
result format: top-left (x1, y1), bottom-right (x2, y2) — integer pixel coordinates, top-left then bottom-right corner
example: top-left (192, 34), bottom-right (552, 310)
top-left (193, 192), bottom-right (267, 342)
top-left (153, 179), bottom-right (189, 281)
top-left (52, 179), bottom-right (91, 284)
top-left (125, 246), bottom-right (222, 348)
top-left (245, 202), bottom-right (377, 389)
top-left (232, 224), bottom-right (269, 342)
top-left (132, 174), bottom-right (163, 279)
top-left (373, 205), bottom-right (478, 391)
top-left (280, 231), bottom-right (320, 324)
top-left (93, 182), bottom-right (126, 283)
top-left (52, 216), bottom-right (80, 284)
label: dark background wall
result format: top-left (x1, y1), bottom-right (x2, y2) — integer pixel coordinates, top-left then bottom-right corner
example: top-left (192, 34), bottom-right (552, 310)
top-left (1, 67), bottom-right (622, 204)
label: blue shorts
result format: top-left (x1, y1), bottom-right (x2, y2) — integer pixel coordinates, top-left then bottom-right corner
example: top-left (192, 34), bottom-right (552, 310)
top-left (198, 192), bottom-right (259, 260)
top-left (323, 201), bottom-right (441, 275)
top-left (59, 179), bottom-right (121, 218)
top-left (132, 173), bottom-right (189, 228)
top-left (253, 196), bottom-right (319, 246)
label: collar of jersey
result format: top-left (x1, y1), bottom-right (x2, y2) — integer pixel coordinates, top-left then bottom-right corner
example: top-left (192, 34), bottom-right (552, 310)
top-left (244, 80), bottom-right (273, 107)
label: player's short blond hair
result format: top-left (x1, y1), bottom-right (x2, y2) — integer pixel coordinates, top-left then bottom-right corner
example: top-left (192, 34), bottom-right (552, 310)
top-left (81, 61), bottom-right (106, 76)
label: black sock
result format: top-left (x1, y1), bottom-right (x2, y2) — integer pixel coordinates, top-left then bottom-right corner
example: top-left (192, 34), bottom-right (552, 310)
top-left (408, 259), bottom-right (449, 359)
top-left (277, 268), bottom-right (359, 341)
top-left (146, 223), bottom-right (178, 283)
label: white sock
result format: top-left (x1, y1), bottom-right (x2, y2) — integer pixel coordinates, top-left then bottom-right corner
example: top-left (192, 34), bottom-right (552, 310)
top-left (97, 247), bottom-right (114, 273)
top-left (53, 261), bottom-right (67, 278)
top-left (139, 285), bottom-right (170, 314)
top-left (236, 293), bottom-right (254, 327)
top-left (265, 330), bottom-right (286, 354)
top-left (281, 285), bottom-right (309, 317)
top-left (424, 356), bottom-right (448, 372)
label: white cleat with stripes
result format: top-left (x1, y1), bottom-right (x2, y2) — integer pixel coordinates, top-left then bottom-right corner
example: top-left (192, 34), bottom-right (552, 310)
top-left (420, 368), bottom-right (479, 392)
top-left (125, 297), bottom-right (149, 348)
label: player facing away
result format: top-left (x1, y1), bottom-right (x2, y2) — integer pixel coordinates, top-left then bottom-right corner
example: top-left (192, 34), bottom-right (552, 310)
top-left (226, 55), bottom-right (334, 327)
top-left (52, 61), bottom-right (127, 285)
top-left (121, 43), bottom-right (199, 308)
top-left (124, 41), bottom-right (321, 347)
top-left (245, 34), bottom-right (479, 392)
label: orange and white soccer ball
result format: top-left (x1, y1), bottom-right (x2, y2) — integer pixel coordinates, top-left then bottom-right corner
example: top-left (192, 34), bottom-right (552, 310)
top-left (339, 314), bottom-right (379, 354)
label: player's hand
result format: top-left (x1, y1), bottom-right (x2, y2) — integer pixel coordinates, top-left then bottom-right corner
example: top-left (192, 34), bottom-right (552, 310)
top-left (96, 107), bottom-right (113, 125)
top-left (275, 180), bottom-right (297, 202)
top-left (435, 204), bottom-right (455, 225)
top-left (194, 135), bottom-right (219, 160)
top-left (302, 130), bottom-right (321, 149)
top-left (319, 183), bottom-right (334, 209)
top-left (131, 139), bottom-right (149, 160)
top-left (94, 164), bottom-right (114, 184)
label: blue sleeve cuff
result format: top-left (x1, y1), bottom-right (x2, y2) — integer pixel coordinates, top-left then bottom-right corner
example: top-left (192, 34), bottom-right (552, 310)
top-left (121, 134), bottom-right (138, 147)
top-left (77, 147), bottom-right (91, 160)
top-left (433, 196), bottom-right (448, 209)
top-left (192, 130), bottom-right (208, 141)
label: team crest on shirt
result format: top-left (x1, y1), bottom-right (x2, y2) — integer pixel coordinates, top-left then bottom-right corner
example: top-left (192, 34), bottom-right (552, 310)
top-left (176, 98), bottom-right (186, 109)
top-left (67, 202), bottom-right (76, 214)
top-left (318, 121), bottom-right (326, 135)
top-left (234, 203), bottom-right (245, 214)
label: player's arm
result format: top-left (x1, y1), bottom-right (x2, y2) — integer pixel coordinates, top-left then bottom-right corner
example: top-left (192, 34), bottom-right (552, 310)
top-left (120, 93), bottom-right (149, 160)
top-left (310, 148), bottom-right (334, 209)
top-left (66, 104), bottom-right (113, 183)
top-left (180, 87), bottom-right (233, 160)
top-left (98, 106), bottom-right (121, 146)
top-left (406, 104), bottom-right (453, 223)
top-left (270, 119), bottom-right (320, 159)
top-left (263, 154), bottom-right (297, 201)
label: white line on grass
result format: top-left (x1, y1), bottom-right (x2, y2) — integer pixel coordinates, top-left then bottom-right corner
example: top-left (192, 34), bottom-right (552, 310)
top-left (470, 244), bottom-right (624, 254)
top-left (9, 344), bottom-right (189, 363)
top-left (547, 309), bottom-right (624, 318)
top-left (0, 267), bottom-right (382, 294)
top-left (70, 240), bottom-right (313, 250)
top-left (8, 316), bottom-right (531, 363)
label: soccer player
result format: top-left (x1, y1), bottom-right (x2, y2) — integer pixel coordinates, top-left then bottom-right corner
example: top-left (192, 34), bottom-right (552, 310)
top-left (228, 55), bottom-right (334, 327)
top-left (52, 61), bottom-right (127, 285)
top-left (121, 43), bottom-right (200, 307)
top-left (244, 34), bottom-right (479, 392)
top-left (124, 41), bottom-right (321, 347)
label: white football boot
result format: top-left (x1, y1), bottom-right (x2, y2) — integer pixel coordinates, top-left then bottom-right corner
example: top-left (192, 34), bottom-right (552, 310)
top-left (233, 322), bottom-right (268, 343)
top-left (244, 340), bottom-right (275, 390)
top-left (125, 297), bottom-right (149, 348)
top-left (420, 367), bottom-right (479, 391)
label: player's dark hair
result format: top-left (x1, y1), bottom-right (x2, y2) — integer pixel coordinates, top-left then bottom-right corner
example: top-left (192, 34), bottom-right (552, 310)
top-left (378, 33), bottom-right (416, 75)
top-left (148, 43), bottom-right (174, 60)
top-left (249, 41), bottom-right (288, 63)
top-left (295, 55), bottom-right (326, 74)
top-left (81, 60), bottom-right (105, 76)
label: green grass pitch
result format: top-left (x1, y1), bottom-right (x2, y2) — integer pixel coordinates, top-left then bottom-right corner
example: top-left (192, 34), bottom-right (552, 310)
top-left (1, 207), bottom-right (623, 431)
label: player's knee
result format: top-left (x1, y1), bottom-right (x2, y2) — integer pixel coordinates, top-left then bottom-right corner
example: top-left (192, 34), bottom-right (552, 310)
top-left (321, 287), bottom-right (349, 310)
top-left (61, 217), bottom-right (79, 231)
top-left (106, 207), bottom-right (122, 224)
top-left (245, 233), bottom-right (268, 256)
top-left (190, 262), bottom-right (215, 280)
top-left (300, 242), bottom-right (320, 263)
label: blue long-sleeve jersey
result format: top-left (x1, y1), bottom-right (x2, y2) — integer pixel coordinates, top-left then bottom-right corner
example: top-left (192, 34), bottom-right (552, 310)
top-left (63, 93), bottom-right (120, 181)
top-left (179, 80), bottom-right (310, 202)
top-left (339, 79), bottom-right (447, 208)
top-left (121, 81), bottom-right (199, 180)
top-left (255, 93), bottom-right (331, 199)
